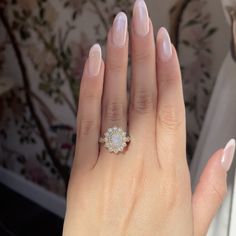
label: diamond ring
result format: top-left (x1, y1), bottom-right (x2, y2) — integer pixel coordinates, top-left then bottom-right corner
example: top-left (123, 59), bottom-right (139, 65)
top-left (99, 127), bottom-right (131, 154)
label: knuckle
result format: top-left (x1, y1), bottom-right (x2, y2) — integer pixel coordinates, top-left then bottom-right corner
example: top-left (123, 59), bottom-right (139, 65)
top-left (105, 101), bottom-right (124, 122)
top-left (132, 90), bottom-right (155, 114)
top-left (158, 105), bottom-right (184, 131)
top-left (78, 118), bottom-right (98, 137)
top-left (211, 182), bottom-right (227, 203)
top-left (162, 180), bottom-right (179, 211)
top-left (162, 170), bottom-right (187, 210)
top-left (133, 50), bottom-right (152, 63)
top-left (107, 57), bottom-right (126, 72)
top-left (81, 91), bottom-right (100, 104)
top-left (159, 74), bottom-right (179, 85)
top-left (158, 167), bottom-right (192, 213)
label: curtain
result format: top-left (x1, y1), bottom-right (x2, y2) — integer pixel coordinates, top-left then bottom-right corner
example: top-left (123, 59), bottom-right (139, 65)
top-left (190, 1), bottom-right (236, 235)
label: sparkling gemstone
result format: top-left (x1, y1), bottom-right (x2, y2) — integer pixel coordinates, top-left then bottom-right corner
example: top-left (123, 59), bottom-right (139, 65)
top-left (111, 134), bottom-right (123, 148)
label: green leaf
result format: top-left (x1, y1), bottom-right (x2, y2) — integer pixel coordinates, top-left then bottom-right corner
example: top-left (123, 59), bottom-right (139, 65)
top-left (31, 138), bottom-right (36, 144)
top-left (205, 48), bottom-right (212, 54)
top-left (181, 40), bottom-right (191, 46)
top-left (46, 162), bottom-right (51, 167)
top-left (183, 19), bottom-right (198, 28)
top-left (17, 156), bottom-right (26, 164)
top-left (50, 35), bottom-right (56, 45)
top-left (202, 87), bottom-right (210, 95)
top-left (51, 168), bottom-right (56, 174)
top-left (13, 10), bottom-right (20, 19)
top-left (22, 9), bottom-right (30, 18)
top-left (39, 7), bottom-right (45, 19)
top-left (72, 11), bottom-right (77, 21)
top-left (202, 22), bottom-right (209, 29)
top-left (205, 27), bottom-right (218, 38)
top-left (12, 21), bottom-right (20, 30)
top-left (64, 1), bottom-right (70, 8)
top-left (19, 26), bottom-right (31, 40)
top-left (204, 71), bottom-right (210, 78)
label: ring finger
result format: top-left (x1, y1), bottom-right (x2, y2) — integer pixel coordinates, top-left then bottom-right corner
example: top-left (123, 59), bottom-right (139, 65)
top-left (100, 12), bottom-right (129, 156)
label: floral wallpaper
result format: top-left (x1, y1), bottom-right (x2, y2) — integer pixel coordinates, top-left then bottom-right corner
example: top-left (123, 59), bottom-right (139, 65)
top-left (0, 0), bottom-right (224, 196)
top-left (179, 0), bottom-right (219, 162)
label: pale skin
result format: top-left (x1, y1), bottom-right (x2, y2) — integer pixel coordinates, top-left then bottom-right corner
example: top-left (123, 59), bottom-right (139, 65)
top-left (63, 1), bottom-right (231, 235)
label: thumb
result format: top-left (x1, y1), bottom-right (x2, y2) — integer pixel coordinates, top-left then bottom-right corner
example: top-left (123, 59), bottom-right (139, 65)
top-left (192, 139), bottom-right (236, 236)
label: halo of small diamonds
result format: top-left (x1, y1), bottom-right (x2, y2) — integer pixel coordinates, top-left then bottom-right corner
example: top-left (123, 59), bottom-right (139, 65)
top-left (99, 127), bottom-right (130, 154)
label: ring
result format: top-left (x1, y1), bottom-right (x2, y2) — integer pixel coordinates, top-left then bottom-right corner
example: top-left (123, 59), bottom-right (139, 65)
top-left (99, 127), bottom-right (131, 154)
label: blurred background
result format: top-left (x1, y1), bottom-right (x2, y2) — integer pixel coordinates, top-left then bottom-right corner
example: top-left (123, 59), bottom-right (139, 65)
top-left (0, 0), bottom-right (234, 235)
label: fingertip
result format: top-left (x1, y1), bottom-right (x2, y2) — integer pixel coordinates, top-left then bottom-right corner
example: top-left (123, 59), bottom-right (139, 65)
top-left (156, 27), bottom-right (172, 62)
top-left (221, 138), bottom-right (236, 172)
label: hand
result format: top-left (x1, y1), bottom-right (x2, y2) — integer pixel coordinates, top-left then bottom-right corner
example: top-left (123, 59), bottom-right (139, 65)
top-left (63, 1), bottom-right (235, 235)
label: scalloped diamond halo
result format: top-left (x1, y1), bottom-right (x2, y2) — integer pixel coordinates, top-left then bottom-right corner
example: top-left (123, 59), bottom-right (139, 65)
top-left (99, 127), bottom-right (131, 154)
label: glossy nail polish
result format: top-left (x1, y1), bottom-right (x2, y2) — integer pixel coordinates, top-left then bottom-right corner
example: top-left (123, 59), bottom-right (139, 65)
top-left (133, 0), bottom-right (149, 37)
top-left (157, 27), bottom-right (173, 62)
top-left (221, 139), bottom-right (236, 172)
top-left (112, 12), bottom-right (127, 47)
top-left (88, 44), bottom-right (102, 77)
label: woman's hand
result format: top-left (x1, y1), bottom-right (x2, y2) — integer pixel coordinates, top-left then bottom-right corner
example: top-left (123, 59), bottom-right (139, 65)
top-left (63, 0), bottom-right (235, 235)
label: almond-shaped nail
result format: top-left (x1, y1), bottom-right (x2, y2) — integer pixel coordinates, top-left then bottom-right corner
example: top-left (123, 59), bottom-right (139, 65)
top-left (157, 27), bottom-right (173, 62)
top-left (133, 0), bottom-right (149, 37)
top-left (88, 44), bottom-right (102, 77)
top-left (112, 12), bottom-right (127, 47)
top-left (221, 139), bottom-right (236, 172)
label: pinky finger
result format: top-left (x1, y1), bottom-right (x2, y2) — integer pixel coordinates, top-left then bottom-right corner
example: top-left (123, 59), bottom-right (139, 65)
top-left (192, 139), bottom-right (236, 236)
top-left (72, 44), bottom-right (104, 175)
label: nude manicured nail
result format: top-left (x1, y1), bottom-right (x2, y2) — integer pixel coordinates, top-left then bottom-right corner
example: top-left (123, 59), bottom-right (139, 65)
top-left (133, 0), bottom-right (149, 37)
top-left (157, 27), bottom-right (173, 62)
top-left (88, 44), bottom-right (102, 77)
top-left (221, 139), bottom-right (236, 172)
top-left (112, 12), bottom-right (127, 47)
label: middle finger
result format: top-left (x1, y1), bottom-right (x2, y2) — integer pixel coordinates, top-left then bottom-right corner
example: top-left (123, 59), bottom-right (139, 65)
top-left (129, 0), bottom-right (157, 146)
top-left (100, 12), bottom-right (129, 155)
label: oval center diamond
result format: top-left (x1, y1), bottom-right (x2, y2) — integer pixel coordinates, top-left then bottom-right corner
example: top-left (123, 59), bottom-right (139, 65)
top-left (111, 133), bottom-right (123, 148)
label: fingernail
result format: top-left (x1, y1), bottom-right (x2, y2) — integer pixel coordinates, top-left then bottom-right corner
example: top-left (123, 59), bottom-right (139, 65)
top-left (112, 12), bottom-right (127, 47)
top-left (133, 0), bottom-right (149, 37)
top-left (221, 139), bottom-right (236, 172)
top-left (88, 44), bottom-right (102, 77)
top-left (157, 27), bottom-right (173, 62)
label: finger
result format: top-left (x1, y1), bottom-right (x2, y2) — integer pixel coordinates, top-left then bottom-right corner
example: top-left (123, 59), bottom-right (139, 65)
top-left (156, 27), bottom-right (186, 167)
top-left (193, 139), bottom-right (236, 236)
top-left (129, 0), bottom-right (157, 147)
top-left (100, 12), bottom-right (129, 155)
top-left (72, 44), bottom-right (104, 174)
